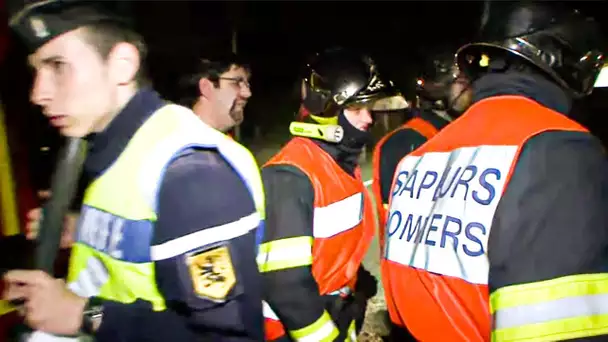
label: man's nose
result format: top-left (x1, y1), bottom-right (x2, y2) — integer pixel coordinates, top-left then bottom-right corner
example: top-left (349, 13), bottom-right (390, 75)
top-left (30, 72), bottom-right (52, 108)
top-left (361, 108), bottom-right (373, 124)
top-left (240, 83), bottom-right (252, 99)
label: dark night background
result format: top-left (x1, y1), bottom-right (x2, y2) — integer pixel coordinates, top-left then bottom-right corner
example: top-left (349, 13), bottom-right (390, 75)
top-left (1, 1), bottom-right (608, 191)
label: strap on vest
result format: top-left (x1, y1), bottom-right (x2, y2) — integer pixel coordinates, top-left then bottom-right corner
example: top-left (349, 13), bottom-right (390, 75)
top-left (405, 117), bottom-right (440, 140)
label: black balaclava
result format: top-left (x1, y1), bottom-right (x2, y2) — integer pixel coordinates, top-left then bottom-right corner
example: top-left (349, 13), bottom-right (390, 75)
top-left (337, 109), bottom-right (371, 151)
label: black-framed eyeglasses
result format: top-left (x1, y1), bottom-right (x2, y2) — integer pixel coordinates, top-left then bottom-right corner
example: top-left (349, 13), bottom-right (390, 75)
top-left (219, 76), bottom-right (250, 89)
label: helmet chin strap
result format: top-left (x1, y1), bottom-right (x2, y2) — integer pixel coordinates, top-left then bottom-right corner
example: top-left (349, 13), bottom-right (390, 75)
top-left (433, 109), bottom-right (453, 122)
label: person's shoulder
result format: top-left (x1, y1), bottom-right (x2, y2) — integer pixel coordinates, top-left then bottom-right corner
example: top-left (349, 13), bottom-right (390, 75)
top-left (155, 148), bottom-right (256, 241)
top-left (166, 149), bottom-right (230, 174)
top-left (262, 163), bottom-right (313, 192)
top-left (380, 126), bottom-right (428, 153)
top-left (160, 149), bottom-right (248, 198)
top-left (522, 130), bottom-right (604, 162)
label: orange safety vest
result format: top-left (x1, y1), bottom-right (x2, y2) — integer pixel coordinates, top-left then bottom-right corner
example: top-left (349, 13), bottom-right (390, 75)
top-left (263, 137), bottom-right (376, 340)
top-left (371, 117), bottom-right (439, 253)
top-left (381, 95), bottom-right (587, 341)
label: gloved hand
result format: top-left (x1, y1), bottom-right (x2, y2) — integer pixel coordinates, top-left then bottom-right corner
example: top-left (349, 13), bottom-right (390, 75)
top-left (355, 266), bottom-right (377, 300)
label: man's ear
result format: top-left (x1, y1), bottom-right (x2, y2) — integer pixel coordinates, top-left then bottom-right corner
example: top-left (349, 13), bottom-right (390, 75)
top-left (198, 77), bottom-right (214, 98)
top-left (108, 42), bottom-right (140, 85)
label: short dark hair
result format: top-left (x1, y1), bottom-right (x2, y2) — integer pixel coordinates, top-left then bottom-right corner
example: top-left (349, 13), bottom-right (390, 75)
top-left (176, 53), bottom-right (250, 108)
top-left (80, 20), bottom-right (150, 87)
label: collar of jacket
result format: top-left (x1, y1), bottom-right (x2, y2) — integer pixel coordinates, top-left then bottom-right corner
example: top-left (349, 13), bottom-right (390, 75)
top-left (83, 88), bottom-right (165, 179)
top-left (471, 71), bottom-right (572, 116)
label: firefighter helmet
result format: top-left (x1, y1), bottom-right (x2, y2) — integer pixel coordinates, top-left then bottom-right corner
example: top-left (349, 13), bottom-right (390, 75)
top-left (415, 52), bottom-right (472, 116)
top-left (416, 52), bottom-right (459, 108)
top-left (456, 2), bottom-right (605, 98)
top-left (301, 47), bottom-right (403, 120)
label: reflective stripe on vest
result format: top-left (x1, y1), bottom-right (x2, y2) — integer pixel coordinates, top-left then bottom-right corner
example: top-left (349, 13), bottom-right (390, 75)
top-left (371, 117), bottom-right (440, 254)
top-left (66, 104), bottom-right (265, 311)
top-left (262, 299), bottom-right (340, 341)
top-left (290, 311), bottom-right (339, 342)
top-left (345, 320), bottom-right (357, 342)
top-left (491, 273), bottom-right (608, 341)
top-left (381, 95), bottom-right (589, 341)
top-left (260, 137), bottom-right (375, 340)
top-left (256, 190), bottom-right (365, 273)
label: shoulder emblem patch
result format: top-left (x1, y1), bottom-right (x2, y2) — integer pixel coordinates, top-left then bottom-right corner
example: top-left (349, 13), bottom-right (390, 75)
top-left (187, 246), bottom-right (236, 301)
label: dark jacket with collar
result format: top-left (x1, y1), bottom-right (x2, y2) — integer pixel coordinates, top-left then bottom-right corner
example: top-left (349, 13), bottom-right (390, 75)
top-left (473, 73), bottom-right (608, 326)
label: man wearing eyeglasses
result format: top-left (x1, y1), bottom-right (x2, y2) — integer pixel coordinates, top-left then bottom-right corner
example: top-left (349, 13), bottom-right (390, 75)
top-left (177, 54), bottom-right (252, 134)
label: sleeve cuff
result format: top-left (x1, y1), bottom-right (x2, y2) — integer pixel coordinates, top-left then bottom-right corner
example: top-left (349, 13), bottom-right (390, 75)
top-left (94, 299), bottom-right (153, 340)
top-left (289, 310), bottom-right (339, 342)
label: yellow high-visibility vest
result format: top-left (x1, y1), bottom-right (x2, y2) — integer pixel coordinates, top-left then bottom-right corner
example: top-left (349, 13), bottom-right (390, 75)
top-left (66, 104), bottom-right (265, 311)
top-left (0, 101), bottom-right (19, 238)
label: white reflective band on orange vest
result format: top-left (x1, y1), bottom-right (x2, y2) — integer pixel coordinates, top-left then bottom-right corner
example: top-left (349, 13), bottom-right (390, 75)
top-left (313, 192), bottom-right (363, 238)
top-left (263, 300), bottom-right (279, 320)
top-left (385, 145), bottom-right (518, 285)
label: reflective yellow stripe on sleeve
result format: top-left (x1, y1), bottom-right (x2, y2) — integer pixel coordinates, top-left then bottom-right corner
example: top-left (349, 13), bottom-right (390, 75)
top-left (257, 236), bottom-right (313, 273)
top-left (345, 320), bottom-right (357, 342)
top-left (490, 273), bottom-right (608, 342)
top-left (290, 310), bottom-right (339, 342)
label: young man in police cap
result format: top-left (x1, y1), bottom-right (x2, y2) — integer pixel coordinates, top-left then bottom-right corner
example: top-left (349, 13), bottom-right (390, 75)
top-left (2, 1), bottom-right (265, 341)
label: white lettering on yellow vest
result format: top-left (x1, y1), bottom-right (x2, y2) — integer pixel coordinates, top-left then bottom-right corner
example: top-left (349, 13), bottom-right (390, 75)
top-left (77, 206), bottom-right (125, 259)
top-left (68, 257), bottom-right (109, 298)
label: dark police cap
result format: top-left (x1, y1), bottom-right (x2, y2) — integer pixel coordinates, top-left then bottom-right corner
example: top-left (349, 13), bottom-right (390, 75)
top-left (8, 0), bottom-right (126, 52)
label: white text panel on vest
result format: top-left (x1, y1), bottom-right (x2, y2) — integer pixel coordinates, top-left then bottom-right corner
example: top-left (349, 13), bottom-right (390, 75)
top-left (385, 145), bottom-right (518, 285)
